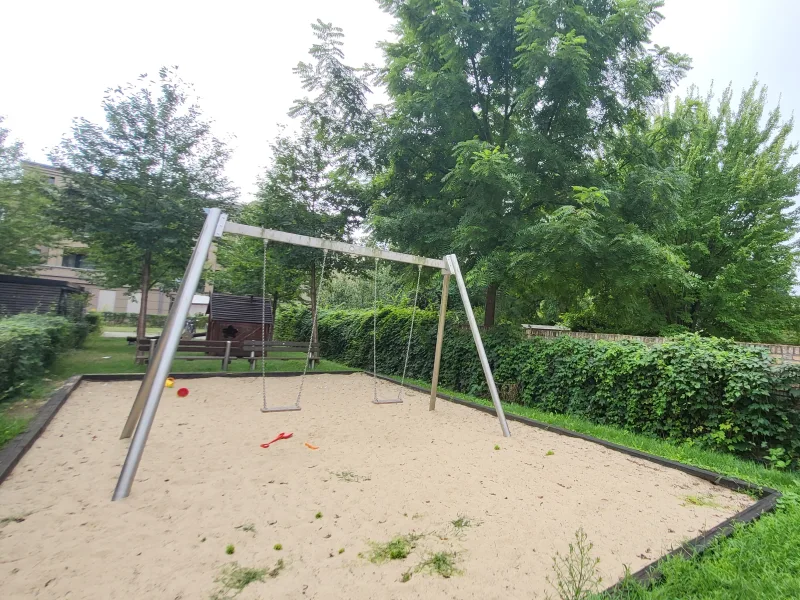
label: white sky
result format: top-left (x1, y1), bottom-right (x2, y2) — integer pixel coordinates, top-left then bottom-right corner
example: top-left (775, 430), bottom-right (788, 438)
top-left (1, 0), bottom-right (798, 201)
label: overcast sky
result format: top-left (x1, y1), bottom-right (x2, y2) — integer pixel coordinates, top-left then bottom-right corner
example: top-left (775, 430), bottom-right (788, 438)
top-left (2, 0), bottom-right (798, 200)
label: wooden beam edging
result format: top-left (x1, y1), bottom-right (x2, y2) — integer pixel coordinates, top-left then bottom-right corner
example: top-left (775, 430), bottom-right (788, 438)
top-left (368, 372), bottom-right (782, 594)
top-left (0, 375), bottom-right (83, 485)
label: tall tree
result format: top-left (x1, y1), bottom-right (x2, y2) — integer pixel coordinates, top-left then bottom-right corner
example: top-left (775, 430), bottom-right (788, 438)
top-left (231, 21), bottom-right (375, 342)
top-left (372, 0), bottom-right (688, 326)
top-left (0, 118), bottom-right (60, 274)
top-left (600, 83), bottom-right (800, 341)
top-left (51, 68), bottom-right (236, 338)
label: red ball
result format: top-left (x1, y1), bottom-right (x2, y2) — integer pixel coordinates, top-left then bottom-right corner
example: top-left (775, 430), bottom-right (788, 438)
top-left (176, 387), bottom-right (189, 397)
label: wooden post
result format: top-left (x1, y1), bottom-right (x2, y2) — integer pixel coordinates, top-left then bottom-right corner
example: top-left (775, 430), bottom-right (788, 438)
top-left (429, 269), bottom-right (450, 411)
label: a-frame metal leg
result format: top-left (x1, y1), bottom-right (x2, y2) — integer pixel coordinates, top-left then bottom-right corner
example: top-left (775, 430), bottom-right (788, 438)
top-left (445, 254), bottom-right (511, 437)
top-left (113, 208), bottom-right (223, 501)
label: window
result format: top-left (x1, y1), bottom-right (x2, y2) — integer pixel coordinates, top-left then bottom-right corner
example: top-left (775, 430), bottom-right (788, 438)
top-left (47, 176), bottom-right (56, 185)
top-left (61, 253), bottom-right (93, 269)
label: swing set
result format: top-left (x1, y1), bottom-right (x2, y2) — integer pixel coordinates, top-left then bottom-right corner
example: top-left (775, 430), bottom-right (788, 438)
top-left (112, 208), bottom-right (511, 501)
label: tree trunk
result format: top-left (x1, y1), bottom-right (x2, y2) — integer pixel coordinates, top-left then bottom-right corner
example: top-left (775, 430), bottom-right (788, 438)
top-left (484, 283), bottom-right (498, 328)
top-left (136, 252), bottom-right (151, 340)
top-left (309, 262), bottom-right (318, 345)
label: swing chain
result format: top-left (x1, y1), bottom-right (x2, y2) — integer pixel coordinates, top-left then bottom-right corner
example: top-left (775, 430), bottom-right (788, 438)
top-left (398, 264), bottom-right (423, 401)
top-left (295, 249), bottom-right (328, 408)
top-left (261, 239), bottom-right (269, 412)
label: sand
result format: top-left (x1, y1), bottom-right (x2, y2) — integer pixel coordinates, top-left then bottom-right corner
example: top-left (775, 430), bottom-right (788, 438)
top-left (0, 373), bottom-right (752, 599)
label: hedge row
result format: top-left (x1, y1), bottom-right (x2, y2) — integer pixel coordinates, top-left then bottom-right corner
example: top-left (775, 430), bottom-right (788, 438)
top-left (276, 305), bottom-right (800, 466)
top-left (0, 314), bottom-right (92, 401)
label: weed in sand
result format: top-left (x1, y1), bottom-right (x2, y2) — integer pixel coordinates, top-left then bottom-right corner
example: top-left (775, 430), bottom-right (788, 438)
top-left (367, 533), bottom-right (422, 563)
top-left (235, 523), bottom-right (256, 534)
top-left (401, 570), bottom-right (412, 582)
top-left (494, 445), bottom-right (500, 451)
top-left (683, 494), bottom-right (723, 508)
top-left (415, 551), bottom-right (461, 578)
top-left (546, 528), bottom-right (601, 600)
top-left (225, 544), bottom-right (235, 555)
top-left (546, 450), bottom-right (555, 456)
top-left (273, 543), bottom-right (283, 551)
top-left (333, 470), bottom-right (371, 483)
top-left (338, 548), bottom-right (345, 554)
top-left (315, 512), bottom-right (323, 519)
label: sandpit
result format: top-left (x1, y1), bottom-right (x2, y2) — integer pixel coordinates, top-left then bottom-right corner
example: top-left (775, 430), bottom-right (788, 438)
top-left (0, 373), bottom-right (752, 599)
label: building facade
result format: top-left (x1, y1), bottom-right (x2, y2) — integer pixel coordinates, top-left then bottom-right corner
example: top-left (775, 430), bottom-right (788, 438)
top-left (22, 161), bottom-right (174, 316)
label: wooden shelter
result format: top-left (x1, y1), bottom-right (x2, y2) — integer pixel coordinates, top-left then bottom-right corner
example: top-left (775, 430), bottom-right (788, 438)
top-left (206, 292), bottom-right (273, 342)
top-left (0, 275), bottom-right (85, 318)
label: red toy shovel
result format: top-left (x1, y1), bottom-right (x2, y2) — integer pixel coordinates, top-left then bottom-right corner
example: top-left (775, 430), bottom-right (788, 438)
top-left (260, 432), bottom-right (293, 448)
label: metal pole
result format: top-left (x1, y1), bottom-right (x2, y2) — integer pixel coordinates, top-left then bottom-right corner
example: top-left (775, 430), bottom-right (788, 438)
top-left (429, 269), bottom-right (450, 411)
top-left (113, 208), bottom-right (223, 500)
top-left (445, 254), bottom-right (511, 437)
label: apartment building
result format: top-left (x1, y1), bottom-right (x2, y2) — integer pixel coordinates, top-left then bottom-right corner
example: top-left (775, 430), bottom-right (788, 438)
top-left (22, 161), bottom-right (173, 316)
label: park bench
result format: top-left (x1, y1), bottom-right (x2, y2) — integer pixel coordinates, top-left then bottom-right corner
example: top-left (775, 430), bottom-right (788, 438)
top-left (243, 340), bottom-right (320, 370)
top-left (135, 338), bottom-right (320, 371)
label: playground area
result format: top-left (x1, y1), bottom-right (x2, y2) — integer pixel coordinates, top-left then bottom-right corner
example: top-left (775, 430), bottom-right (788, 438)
top-left (0, 373), bottom-right (753, 598)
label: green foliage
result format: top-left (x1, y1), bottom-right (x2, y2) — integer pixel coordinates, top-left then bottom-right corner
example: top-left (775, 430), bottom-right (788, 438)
top-left (50, 67), bottom-right (235, 338)
top-left (96, 311), bottom-right (207, 329)
top-left (0, 119), bottom-right (60, 274)
top-left (373, 0), bottom-right (688, 325)
top-left (0, 314), bottom-right (87, 401)
top-left (278, 305), bottom-right (800, 464)
top-left (367, 534), bottom-right (421, 563)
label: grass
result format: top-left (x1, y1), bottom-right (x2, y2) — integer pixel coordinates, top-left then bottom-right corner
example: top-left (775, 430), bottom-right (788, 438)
top-left (210, 560), bottom-right (284, 599)
top-left (450, 515), bottom-right (474, 530)
top-left (367, 533), bottom-right (422, 563)
top-left (225, 544), bottom-right (235, 555)
top-left (682, 494), bottom-right (723, 508)
top-left (333, 470), bottom-right (371, 483)
top-left (415, 551), bottom-right (461, 578)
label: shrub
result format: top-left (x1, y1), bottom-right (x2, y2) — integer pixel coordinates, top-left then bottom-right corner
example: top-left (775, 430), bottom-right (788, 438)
top-left (277, 305), bottom-right (800, 465)
top-left (0, 314), bottom-right (88, 401)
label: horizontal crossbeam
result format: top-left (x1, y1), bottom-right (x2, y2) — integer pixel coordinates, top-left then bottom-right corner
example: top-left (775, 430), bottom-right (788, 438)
top-left (223, 221), bottom-right (447, 271)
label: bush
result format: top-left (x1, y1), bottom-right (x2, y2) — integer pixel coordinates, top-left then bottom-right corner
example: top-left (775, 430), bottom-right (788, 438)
top-left (0, 314), bottom-right (89, 401)
top-left (276, 306), bottom-right (800, 465)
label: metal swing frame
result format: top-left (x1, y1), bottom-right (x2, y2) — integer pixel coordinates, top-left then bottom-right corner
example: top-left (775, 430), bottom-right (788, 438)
top-left (112, 208), bottom-right (510, 501)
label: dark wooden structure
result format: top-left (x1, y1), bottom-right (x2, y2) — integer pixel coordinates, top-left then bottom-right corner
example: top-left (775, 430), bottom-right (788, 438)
top-left (206, 293), bottom-right (274, 343)
top-left (0, 275), bottom-right (85, 317)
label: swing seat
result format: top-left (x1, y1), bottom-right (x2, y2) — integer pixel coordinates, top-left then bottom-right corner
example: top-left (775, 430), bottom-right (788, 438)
top-left (373, 398), bottom-right (403, 405)
top-left (261, 406), bottom-right (302, 413)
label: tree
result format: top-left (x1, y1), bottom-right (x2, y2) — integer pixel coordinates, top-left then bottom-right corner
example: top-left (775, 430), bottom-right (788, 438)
top-left (372, 0), bottom-right (688, 326)
top-left (235, 21), bottom-right (375, 342)
top-left (599, 83), bottom-right (800, 341)
top-left (0, 118), bottom-right (60, 274)
top-left (51, 68), bottom-right (236, 338)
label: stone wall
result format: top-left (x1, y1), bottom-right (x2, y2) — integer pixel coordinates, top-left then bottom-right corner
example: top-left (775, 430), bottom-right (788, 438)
top-left (521, 325), bottom-right (800, 364)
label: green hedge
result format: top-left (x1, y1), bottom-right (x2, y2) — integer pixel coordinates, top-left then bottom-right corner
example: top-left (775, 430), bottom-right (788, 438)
top-left (276, 305), bottom-right (800, 466)
top-left (0, 314), bottom-right (91, 401)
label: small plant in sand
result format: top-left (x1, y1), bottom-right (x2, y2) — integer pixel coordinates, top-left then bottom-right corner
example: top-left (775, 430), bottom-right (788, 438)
top-left (274, 543), bottom-right (283, 551)
top-left (338, 548), bottom-right (345, 554)
top-left (400, 570), bottom-right (412, 583)
top-left (0, 514), bottom-right (27, 526)
top-left (333, 470), bottom-right (371, 483)
top-left (225, 544), bottom-right (235, 555)
top-left (450, 515), bottom-right (474, 530)
top-left (367, 533), bottom-right (422, 563)
top-left (546, 450), bottom-right (555, 456)
top-left (315, 512), bottom-right (323, 519)
top-left (211, 563), bottom-right (266, 599)
top-left (415, 551), bottom-right (461, 578)
top-left (494, 445), bottom-right (500, 451)
top-left (682, 494), bottom-right (722, 508)
top-left (546, 528), bottom-right (602, 600)
top-left (235, 523), bottom-right (256, 534)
